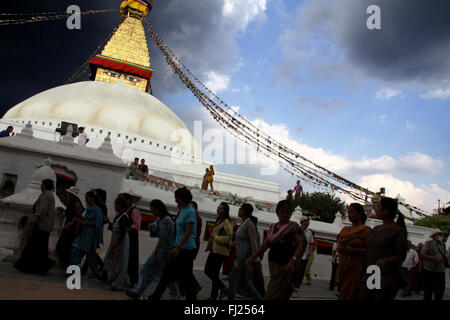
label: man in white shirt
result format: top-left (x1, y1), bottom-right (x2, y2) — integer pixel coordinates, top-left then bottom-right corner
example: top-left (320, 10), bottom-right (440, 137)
top-left (77, 127), bottom-right (89, 146)
top-left (295, 216), bottom-right (314, 289)
top-left (401, 240), bottom-right (419, 297)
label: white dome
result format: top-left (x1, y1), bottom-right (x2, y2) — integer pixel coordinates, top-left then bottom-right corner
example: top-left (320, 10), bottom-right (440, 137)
top-left (3, 81), bottom-right (202, 158)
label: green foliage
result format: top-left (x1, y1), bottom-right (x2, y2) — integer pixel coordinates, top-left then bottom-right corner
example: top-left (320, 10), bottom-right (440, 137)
top-left (295, 192), bottom-right (346, 223)
top-left (414, 215), bottom-right (450, 236)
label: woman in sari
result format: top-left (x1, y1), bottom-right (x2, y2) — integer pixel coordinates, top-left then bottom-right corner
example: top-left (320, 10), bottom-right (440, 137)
top-left (103, 197), bottom-right (131, 291)
top-left (359, 197), bottom-right (408, 300)
top-left (69, 191), bottom-right (103, 276)
top-left (201, 168), bottom-right (209, 190)
top-left (207, 165), bottom-right (215, 191)
top-left (337, 203), bottom-right (371, 300)
top-left (247, 200), bottom-right (305, 300)
top-left (56, 186), bottom-right (84, 270)
top-left (126, 199), bottom-right (179, 300)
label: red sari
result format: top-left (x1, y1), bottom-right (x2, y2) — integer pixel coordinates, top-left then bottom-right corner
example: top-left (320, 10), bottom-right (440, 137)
top-left (337, 225), bottom-right (371, 300)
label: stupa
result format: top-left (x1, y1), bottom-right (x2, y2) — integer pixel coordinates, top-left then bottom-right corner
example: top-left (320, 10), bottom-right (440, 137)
top-left (0, 0), bottom-right (280, 202)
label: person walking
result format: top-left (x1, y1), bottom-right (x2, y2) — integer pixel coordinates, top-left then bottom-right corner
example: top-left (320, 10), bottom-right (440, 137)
top-left (222, 221), bottom-right (238, 281)
top-left (120, 193), bottom-right (141, 287)
top-left (126, 200), bottom-right (179, 300)
top-left (81, 189), bottom-right (108, 275)
top-left (400, 241), bottom-right (419, 297)
top-left (295, 216), bottom-right (314, 289)
top-left (410, 242), bottom-right (424, 293)
top-left (149, 187), bottom-right (198, 301)
top-left (56, 186), bottom-right (84, 270)
top-left (337, 203), bottom-right (371, 300)
top-left (190, 201), bottom-right (203, 295)
top-left (14, 179), bottom-right (56, 275)
top-left (228, 203), bottom-right (262, 300)
top-left (247, 200), bottom-right (305, 300)
top-left (69, 191), bottom-right (104, 276)
top-left (103, 197), bottom-right (131, 291)
top-left (328, 236), bottom-right (340, 292)
top-left (421, 229), bottom-right (447, 300)
top-left (204, 202), bottom-right (233, 300)
top-left (359, 197), bottom-right (408, 300)
top-left (304, 232), bottom-right (317, 285)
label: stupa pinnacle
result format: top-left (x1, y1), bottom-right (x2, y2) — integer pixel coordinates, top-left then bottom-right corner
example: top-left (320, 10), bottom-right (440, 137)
top-left (89, 0), bottom-right (154, 93)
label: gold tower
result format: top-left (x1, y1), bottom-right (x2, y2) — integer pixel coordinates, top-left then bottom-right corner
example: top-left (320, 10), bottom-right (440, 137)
top-left (90, 0), bottom-right (154, 93)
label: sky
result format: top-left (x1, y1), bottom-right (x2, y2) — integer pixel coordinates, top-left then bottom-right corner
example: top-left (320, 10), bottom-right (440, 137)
top-left (1, 0), bottom-right (449, 213)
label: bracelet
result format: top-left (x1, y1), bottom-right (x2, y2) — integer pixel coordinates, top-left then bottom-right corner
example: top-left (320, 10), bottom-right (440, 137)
top-left (291, 256), bottom-right (297, 261)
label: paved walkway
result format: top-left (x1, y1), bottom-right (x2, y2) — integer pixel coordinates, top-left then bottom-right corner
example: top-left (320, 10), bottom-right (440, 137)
top-left (0, 261), bottom-right (448, 300)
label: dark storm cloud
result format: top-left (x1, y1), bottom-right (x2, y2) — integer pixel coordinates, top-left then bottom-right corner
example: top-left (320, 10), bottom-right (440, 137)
top-left (276, 0), bottom-right (450, 87)
top-left (334, 0), bottom-right (450, 84)
top-left (0, 0), bottom-right (243, 116)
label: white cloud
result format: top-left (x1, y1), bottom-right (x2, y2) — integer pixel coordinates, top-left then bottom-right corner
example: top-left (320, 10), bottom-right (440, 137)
top-left (419, 88), bottom-right (450, 100)
top-left (223, 0), bottom-right (268, 31)
top-left (204, 71), bottom-right (231, 93)
top-left (358, 174), bottom-right (450, 213)
top-left (231, 88), bottom-right (241, 93)
top-left (376, 87), bottom-right (402, 100)
top-left (379, 114), bottom-right (387, 124)
top-left (405, 120), bottom-right (415, 132)
top-left (242, 118), bottom-right (447, 211)
top-left (250, 119), bottom-right (442, 176)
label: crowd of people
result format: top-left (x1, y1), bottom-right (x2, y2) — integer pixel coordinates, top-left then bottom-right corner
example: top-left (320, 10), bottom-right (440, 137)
top-left (12, 179), bottom-right (450, 300)
top-left (329, 199), bottom-right (449, 300)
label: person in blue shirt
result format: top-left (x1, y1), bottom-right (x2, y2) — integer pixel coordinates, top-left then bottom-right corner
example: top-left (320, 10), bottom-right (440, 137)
top-left (149, 186), bottom-right (198, 301)
top-left (0, 126), bottom-right (13, 138)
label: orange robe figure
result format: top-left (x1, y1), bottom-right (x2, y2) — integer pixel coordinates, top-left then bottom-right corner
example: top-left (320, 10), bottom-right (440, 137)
top-left (337, 225), bottom-right (371, 300)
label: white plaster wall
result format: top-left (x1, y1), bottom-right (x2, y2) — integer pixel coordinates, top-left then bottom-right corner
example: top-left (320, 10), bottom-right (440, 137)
top-left (0, 147), bottom-right (126, 216)
top-left (1, 120), bottom-right (281, 202)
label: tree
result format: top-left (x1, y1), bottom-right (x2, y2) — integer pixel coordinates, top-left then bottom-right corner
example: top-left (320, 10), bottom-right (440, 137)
top-left (414, 215), bottom-right (450, 237)
top-left (296, 192), bottom-right (346, 223)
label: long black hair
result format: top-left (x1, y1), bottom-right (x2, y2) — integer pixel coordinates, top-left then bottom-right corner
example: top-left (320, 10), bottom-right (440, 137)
top-left (216, 201), bottom-right (231, 223)
top-left (150, 199), bottom-right (169, 217)
top-left (380, 197), bottom-right (407, 234)
top-left (349, 203), bottom-right (367, 224)
top-left (241, 203), bottom-right (258, 225)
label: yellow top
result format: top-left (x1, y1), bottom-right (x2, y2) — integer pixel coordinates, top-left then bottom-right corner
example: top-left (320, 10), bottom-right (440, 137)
top-left (120, 0), bottom-right (150, 16)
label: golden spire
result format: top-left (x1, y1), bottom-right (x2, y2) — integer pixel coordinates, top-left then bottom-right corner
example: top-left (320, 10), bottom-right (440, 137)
top-left (89, 0), bottom-right (154, 93)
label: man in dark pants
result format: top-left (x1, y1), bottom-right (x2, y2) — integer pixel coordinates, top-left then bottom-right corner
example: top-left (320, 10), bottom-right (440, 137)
top-left (421, 229), bottom-right (447, 300)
